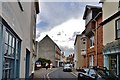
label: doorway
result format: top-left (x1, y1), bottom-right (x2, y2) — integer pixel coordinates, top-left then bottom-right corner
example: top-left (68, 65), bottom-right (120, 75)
top-left (25, 49), bottom-right (30, 79)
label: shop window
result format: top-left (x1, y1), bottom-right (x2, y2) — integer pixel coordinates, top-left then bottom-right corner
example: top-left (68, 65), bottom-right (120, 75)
top-left (116, 18), bottom-right (120, 39)
top-left (1, 22), bottom-right (21, 79)
top-left (110, 55), bottom-right (117, 75)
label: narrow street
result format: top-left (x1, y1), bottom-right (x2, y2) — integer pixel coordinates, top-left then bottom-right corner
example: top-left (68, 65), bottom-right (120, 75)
top-left (48, 68), bottom-right (77, 80)
top-left (34, 68), bottom-right (77, 80)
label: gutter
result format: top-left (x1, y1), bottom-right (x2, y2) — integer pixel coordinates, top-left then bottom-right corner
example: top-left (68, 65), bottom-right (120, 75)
top-left (100, 11), bottom-right (120, 26)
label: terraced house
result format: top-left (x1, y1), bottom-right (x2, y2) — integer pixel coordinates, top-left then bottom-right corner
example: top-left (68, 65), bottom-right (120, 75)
top-left (100, 0), bottom-right (120, 76)
top-left (0, 1), bottom-right (39, 79)
top-left (83, 5), bottom-right (103, 67)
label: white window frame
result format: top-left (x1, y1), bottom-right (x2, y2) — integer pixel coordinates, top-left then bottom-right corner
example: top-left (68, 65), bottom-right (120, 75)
top-left (90, 36), bottom-right (94, 48)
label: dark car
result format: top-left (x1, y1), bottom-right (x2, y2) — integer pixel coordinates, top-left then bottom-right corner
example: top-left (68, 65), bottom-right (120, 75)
top-left (35, 61), bottom-right (41, 70)
top-left (78, 66), bottom-right (119, 80)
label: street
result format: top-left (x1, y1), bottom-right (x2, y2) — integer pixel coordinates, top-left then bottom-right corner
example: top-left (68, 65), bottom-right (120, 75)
top-left (34, 68), bottom-right (77, 80)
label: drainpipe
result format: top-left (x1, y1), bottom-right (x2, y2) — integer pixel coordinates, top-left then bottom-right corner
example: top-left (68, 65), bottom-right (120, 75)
top-left (93, 12), bottom-right (102, 66)
top-left (95, 20), bottom-right (98, 66)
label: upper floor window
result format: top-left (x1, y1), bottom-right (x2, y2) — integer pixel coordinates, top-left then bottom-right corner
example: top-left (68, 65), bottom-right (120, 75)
top-left (116, 18), bottom-right (120, 39)
top-left (90, 36), bottom-right (94, 48)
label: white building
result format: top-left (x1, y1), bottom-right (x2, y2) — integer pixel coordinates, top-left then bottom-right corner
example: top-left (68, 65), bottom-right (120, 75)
top-left (0, 1), bottom-right (39, 79)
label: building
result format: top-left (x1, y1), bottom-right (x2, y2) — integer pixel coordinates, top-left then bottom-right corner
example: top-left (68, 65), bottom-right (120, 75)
top-left (100, 0), bottom-right (120, 76)
top-left (59, 52), bottom-right (66, 67)
top-left (0, 1), bottom-right (39, 79)
top-left (66, 54), bottom-right (74, 64)
top-left (80, 31), bottom-right (87, 68)
top-left (74, 35), bottom-right (83, 69)
top-left (83, 5), bottom-right (103, 67)
top-left (37, 35), bottom-right (61, 67)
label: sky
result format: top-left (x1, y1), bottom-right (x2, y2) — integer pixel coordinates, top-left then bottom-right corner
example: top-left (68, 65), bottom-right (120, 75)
top-left (36, 0), bottom-right (101, 57)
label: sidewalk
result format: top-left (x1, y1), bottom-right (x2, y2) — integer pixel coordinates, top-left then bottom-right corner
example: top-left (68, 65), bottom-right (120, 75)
top-left (34, 68), bottom-right (57, 79)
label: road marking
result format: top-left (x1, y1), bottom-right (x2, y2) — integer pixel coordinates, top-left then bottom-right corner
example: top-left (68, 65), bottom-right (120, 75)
top-left (70, 72), bottom-right (78, 77)
top-left (47, 68), bottom-right (59, 80)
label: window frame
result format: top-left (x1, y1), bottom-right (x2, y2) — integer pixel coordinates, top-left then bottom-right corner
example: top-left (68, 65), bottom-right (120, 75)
top-left (90, 35), bottom-right (94, 48)
top-left (115, 18), bottom-right (120, 40)
top-left (1, 18), bottom-right (21, 79)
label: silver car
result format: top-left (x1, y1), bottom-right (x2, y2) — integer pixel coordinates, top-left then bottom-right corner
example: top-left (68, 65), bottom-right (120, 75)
top-left (63, 64), bottom-right (72, 72)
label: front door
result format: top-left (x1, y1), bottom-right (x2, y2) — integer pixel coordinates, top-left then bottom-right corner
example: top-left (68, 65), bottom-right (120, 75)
top-left (25, 49), bottom-right (30, 79)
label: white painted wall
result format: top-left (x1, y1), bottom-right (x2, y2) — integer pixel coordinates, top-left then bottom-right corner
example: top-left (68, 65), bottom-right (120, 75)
top-left (0, 2), bottom-right (37, 78)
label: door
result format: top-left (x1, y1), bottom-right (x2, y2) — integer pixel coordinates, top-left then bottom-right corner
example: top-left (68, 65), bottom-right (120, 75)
top-left (25, 49), bottom-right (30, 79)
top-left (118, 53), bottom-right (120, 78)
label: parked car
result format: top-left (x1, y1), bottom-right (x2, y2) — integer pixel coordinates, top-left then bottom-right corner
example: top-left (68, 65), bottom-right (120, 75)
top-left (35, 61), bottom-right (41, 70)
top-left (63, 64), bottom-right (72, 72)
top-left (78, 66), bottom-right (119, 80)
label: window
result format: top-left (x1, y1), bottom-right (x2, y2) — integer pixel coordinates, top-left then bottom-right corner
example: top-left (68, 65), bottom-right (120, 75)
top-left (116, 18), bottom-right (120, 39)
top-left (83, 42), bottom-right (86, 44)
top-left (89, 55), bottom-right (94, 67)
top-left (90, 36), bottom-right (94, 48)
top-left (1, 22), bottom-right (21, 79)
top-left (89, 69), bottom-right (96, 77)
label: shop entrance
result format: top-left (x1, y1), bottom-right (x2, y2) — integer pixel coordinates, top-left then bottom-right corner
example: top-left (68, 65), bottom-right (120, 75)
top-left (109, 55), bottom-right (117, 75)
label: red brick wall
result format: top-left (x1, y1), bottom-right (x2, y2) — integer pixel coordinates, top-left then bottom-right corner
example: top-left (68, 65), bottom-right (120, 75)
top-left (85, 15), bottom-right (103, 67)
top-left (96, 16), bottom-right (103, 67)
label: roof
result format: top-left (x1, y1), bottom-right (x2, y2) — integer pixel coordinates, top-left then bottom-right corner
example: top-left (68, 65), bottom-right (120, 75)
top-left (39, 35), bottom-right (61, 51)
top-left (74, 34), bottom-right (82, 45)
top-left (83, 5), bottom-right (102, 19)
top-left (100, 11), bottom-right (120, 26)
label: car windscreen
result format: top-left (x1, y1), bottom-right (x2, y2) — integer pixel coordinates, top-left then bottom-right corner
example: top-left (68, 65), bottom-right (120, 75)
top-left (64, 64), bottom-right (70, 67)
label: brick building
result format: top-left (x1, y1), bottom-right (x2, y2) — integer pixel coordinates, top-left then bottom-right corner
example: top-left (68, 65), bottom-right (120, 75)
top-left (83, 5), bottom-right (103, 67)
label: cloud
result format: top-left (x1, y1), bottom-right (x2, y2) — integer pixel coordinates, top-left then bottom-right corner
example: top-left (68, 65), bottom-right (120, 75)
top-left (36, 18), bottom-right (85, 56)
top-left (59, 46), bottom-right (74, 56)
top-left (36, 2), bottom-right (101, 56)
top-left (37, 2), bottom-right (86, 32)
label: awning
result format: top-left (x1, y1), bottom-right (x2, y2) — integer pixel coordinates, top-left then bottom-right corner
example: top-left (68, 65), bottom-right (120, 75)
top-left (103, 40), bottom-right (120, 54)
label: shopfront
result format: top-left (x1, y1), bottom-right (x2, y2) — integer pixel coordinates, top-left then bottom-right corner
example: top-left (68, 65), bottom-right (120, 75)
top-left (0, 18), bottom-right (21, 79)
top-left (103, 40), bottom-right (120, 76)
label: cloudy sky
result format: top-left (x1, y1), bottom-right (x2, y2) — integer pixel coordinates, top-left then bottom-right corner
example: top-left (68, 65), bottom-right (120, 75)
top-left (36, 0), bottom-right (101, 57)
